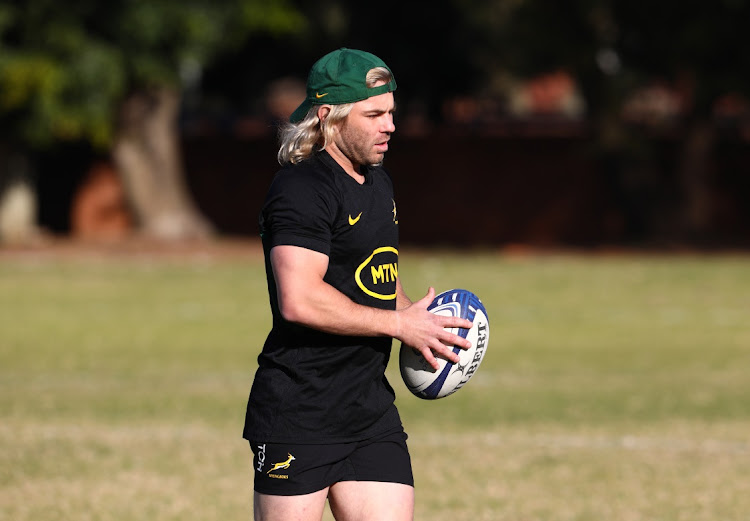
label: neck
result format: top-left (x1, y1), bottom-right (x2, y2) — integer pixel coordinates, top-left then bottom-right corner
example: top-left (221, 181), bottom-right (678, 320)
top-left (325, 145), bottom-right (365, 184)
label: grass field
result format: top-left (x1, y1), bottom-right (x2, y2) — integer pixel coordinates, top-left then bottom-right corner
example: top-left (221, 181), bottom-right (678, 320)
top-left (1, 244), bottom-right (749, 520)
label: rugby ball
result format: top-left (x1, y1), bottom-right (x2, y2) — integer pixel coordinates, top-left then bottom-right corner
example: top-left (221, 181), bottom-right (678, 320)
top-left (399, 289), bottom-right (489, 399)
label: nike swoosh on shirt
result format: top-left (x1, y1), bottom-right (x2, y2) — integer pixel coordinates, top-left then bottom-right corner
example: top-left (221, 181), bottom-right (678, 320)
top-left (348, 212), bottom-right (362, 225)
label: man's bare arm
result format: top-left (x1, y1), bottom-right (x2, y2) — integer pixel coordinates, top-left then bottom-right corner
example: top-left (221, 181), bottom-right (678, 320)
top-left (271, 245), bottom-right (470, 369)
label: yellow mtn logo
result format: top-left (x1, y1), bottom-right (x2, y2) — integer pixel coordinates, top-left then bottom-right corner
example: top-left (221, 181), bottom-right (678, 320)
top-left (355, 246), bottom-right (398, 300)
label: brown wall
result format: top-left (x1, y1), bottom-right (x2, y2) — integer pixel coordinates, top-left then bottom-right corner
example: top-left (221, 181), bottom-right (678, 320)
top-left (33, 132), bottom-right (750, 247)
top-left (185, 132), bottom-right (750, 248)
top-left (183, 133), bottom-right (612, 247)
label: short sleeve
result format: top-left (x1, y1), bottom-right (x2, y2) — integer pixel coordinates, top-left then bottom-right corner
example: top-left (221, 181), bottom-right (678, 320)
top-left (260, 168), bottom-right (338, 255)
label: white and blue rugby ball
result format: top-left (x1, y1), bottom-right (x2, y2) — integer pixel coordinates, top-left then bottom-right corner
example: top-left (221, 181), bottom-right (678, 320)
top-left (399, 289), bottom-right (490, 399)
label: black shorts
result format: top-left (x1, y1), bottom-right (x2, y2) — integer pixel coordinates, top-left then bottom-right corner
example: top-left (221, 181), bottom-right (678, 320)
top-left (249, 429), bottom-right (413, 496)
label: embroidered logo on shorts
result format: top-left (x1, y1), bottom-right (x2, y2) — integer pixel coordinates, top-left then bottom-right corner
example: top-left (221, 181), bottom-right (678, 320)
top-left (267, 452), bottom-right (296, 479)
top-left (256, 443), bottom-right (266, 472)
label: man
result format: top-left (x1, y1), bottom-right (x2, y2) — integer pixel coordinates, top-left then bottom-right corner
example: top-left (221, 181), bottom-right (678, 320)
top-left (244, 48), bottom-right (473, 521)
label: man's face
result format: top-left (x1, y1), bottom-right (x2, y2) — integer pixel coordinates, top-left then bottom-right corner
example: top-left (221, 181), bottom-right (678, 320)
top-left (335, 90), bottom-right (396, 168)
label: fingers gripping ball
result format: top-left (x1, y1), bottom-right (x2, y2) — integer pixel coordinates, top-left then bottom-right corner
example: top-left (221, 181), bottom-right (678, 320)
top-left (399, 289), bottom-right (490, 399)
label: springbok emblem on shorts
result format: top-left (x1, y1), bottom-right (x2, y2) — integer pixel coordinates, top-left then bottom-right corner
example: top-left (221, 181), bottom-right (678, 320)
top-left (267, 453), bottom-right (295, 474)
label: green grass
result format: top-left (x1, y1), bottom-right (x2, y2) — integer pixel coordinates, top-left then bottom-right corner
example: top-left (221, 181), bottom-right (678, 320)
top-left (2, 246), bottom-right (750, 520)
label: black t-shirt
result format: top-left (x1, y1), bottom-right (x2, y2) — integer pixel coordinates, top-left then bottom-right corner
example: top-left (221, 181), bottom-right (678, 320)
top-left (243, 150), bottom-right (403, 444)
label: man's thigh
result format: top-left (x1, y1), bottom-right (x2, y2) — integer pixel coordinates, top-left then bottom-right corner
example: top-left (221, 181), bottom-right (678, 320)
top-left (328, 481), bottom-right (414, 521)
top-left (254, 488), bottom-right (329, 521)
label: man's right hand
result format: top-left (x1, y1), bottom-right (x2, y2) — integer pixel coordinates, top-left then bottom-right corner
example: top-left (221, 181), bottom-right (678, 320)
top-left (395, 287), bottom-right (473, 371)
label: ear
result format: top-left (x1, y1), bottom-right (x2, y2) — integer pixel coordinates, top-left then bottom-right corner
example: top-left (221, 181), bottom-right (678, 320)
top-left (317, 105), bottom-right (331, 124)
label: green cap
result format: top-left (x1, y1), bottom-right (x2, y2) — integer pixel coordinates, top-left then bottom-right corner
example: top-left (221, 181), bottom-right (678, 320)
top-left (289, 48), bottom-right (397, 123)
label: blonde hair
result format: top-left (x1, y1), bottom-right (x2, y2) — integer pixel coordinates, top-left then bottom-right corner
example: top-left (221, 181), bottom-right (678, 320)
top-left (277, 67), bottom-right (393, 165)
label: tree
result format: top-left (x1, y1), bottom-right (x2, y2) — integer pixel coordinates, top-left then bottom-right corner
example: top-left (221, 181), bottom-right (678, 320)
top-left (460, 0), bottom-right (750, 243)
top-left (0, 0), bottom-right (304, 241)
top-left (611, 0), bottom-right (750, 241)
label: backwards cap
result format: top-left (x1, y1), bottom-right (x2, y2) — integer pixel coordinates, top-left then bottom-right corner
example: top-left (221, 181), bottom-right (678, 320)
top-left (289, 48), bottom-right (397, 123)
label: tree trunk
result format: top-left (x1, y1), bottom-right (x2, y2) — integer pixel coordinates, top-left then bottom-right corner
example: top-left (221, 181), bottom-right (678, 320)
top-left (112, 87), bottom-right (213, 241)
top-left (0, 149), bottom-right (40, 245)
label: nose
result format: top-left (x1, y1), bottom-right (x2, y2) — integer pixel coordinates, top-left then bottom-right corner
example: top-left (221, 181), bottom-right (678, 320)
top-left (383, 113), bottom-right (395, 133)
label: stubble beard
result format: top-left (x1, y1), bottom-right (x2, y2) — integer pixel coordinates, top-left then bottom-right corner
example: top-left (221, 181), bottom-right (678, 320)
top-left (339, 125), bottom-right (387, 168)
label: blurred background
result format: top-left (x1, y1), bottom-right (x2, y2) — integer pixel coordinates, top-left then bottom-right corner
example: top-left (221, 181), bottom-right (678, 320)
top-left (1, 0), bottom-right (749, 250)
top-left (3, 4), bottom-right (750, 520)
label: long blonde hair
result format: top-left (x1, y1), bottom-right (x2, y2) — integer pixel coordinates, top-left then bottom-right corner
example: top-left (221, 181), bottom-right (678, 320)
top-left (277, 67), bottom-right (393, 165)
